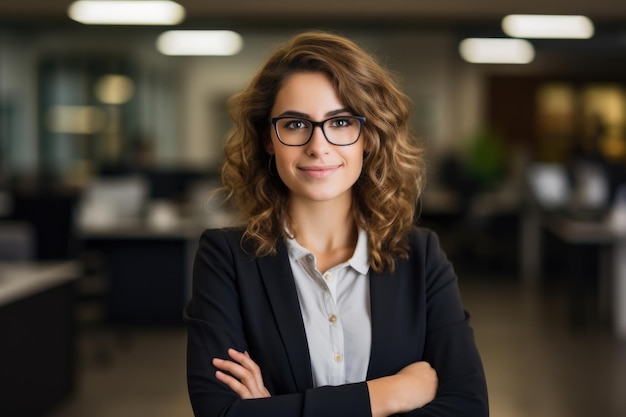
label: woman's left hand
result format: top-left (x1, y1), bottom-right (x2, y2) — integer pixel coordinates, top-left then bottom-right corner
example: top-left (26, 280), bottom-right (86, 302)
top-left (212, 348), bottom-right (271, 399)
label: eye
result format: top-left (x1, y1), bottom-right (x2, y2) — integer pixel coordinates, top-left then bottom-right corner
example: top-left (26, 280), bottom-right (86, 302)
top-left (282, 118), bottom-right (310, 130)
top-left (329, 117), bottom-right (353, 128)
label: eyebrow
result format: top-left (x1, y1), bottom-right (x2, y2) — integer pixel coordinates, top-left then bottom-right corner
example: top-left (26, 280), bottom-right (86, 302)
top-left (275, 108), bottom-right (351, 119)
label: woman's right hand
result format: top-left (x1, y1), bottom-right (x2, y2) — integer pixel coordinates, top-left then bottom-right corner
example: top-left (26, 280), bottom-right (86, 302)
top-left (367, 361), bottom-right (438, 417)
top-left (212, 348), bottom-right (271, 400)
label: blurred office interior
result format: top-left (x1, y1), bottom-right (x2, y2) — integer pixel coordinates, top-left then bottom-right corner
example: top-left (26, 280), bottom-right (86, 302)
top-left (1, 1), bottom-right (626, 416)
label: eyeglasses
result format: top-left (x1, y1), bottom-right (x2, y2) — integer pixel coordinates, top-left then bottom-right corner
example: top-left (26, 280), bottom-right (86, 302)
top-left (270, 115), bottom-right (366, 146)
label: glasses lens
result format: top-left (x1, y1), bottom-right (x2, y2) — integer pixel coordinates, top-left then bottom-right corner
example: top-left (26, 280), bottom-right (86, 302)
top-left (323, 117), bottom-right (362, 145)
top-left (274, 116), bottom-right (363, 146)
top-left (276, 118), bottom-right (312, 145)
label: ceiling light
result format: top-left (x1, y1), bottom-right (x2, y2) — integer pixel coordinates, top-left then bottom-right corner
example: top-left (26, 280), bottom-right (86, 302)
top-left (502, 14), bottom-right (594, 39)
top-left (459, 38), bottom-right (535, 64)
top-left (68, 1), bottom-right (185, 25)
top-left (94, 75), bottom-right (135, 105)
top-left (156, 30), bottom-right (243, 56)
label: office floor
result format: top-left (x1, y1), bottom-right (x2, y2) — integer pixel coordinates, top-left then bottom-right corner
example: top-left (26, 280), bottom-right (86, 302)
top-left (48, 270), bottom-right (626, 417)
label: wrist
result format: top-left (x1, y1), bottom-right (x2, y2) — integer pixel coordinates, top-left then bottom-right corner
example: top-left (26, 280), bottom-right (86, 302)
top-left (367, 375), bottom-right (400, 417)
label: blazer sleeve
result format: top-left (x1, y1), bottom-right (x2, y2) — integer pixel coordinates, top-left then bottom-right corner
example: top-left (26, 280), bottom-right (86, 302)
top-left (184, 228), bottom-right (372, 417)
top-left (404, 229), bottom-right (489, 416)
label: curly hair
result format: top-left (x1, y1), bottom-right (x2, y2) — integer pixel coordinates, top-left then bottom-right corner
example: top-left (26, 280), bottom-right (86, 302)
top-left (220, 31), bottom-right (426, 273)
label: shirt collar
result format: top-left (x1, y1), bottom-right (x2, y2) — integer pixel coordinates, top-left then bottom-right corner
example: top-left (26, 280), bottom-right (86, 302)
top-left (350, 228), bottom-right (370, 275)
top-left (284, 227), bottom-right (370, 275)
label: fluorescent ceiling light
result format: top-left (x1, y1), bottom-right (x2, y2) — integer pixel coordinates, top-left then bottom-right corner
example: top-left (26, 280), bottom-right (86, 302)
top-left (459, 38), bottom-right (535, 64)
top-left (68, 1), bottom-right (185, 25)
top-left (502, 14), bottom-right (594, 39)
top-left (156, 30), bottom-right (243, 56)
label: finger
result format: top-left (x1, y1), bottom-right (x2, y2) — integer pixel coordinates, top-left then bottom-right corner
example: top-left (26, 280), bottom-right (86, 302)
top-left (241, 350), bottom-right (264, 386)
top-left (228, 349), bottom-right (262, 373)
top-left (227, 349), bottom-right (265, 388)
top-left (213, 358), bottom-right (256, 398)
top-left (215, 369), bottom-right (252, 399)
top-left (213, 356), bottom-right (258, 393)
top-left (212, 357), bottom-right (248, 377)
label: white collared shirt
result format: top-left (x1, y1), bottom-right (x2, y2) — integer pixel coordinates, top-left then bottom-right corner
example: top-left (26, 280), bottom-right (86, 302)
top-left (285, 228), bottom-right (371, 387)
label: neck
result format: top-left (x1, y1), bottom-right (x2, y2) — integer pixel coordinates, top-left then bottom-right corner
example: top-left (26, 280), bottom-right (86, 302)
top-left (288, 195), bottom-right (357, 260)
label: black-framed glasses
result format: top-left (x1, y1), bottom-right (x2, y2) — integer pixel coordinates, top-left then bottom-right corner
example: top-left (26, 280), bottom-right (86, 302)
top-left (270, 115), bottom-right (366, 146)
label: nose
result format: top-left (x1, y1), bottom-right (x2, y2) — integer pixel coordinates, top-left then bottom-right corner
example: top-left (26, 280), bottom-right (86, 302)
top-left (305, 124), bottom-right (330, 155)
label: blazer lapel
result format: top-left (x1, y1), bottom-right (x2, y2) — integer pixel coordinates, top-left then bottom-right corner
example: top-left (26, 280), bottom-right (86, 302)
top-left (366, 255), bottom-right (425, 380)
top-left (257, 244), bottom-right (313, 392)
top-left (366, 268), bottom-right (398, 379)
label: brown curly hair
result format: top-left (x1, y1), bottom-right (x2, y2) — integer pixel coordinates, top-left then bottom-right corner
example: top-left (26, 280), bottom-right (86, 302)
top-left (220, 31), bottom-right (426, 273)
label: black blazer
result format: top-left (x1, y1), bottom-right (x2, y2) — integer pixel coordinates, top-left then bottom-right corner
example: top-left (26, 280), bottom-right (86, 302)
top-left (185, 226), bottom-right (488, 416)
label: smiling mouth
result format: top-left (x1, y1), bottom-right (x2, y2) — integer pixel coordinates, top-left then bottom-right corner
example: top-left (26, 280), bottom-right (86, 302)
top-left (299, 165), bottom-right (340, 179)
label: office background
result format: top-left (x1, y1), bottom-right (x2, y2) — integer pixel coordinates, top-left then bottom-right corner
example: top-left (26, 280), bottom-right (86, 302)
top-left (1, 1), bottom-right (625, 416)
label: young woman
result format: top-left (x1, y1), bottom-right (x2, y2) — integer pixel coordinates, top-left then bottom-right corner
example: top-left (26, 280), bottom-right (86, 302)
top-left (185, 31), bottom-right (488, 417)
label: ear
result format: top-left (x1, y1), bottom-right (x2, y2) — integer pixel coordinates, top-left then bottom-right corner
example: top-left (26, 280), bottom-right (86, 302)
top-left (266, 141), bottom-right (275, 155)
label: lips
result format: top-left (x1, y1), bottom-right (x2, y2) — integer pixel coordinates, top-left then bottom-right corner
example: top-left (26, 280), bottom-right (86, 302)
top-left (298, 165), bottom-right (341, 179)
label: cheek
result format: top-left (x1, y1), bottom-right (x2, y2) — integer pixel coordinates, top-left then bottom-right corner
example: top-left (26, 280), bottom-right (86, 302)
top-left (350, 146), bottom-right (365, 171)
top-left (275, 158), bottom-right (288, 178)
top-left (273, 150), bottom-right (296, 178)
top-left (344, 151), bottom-right (365, 184)
top-left (354, 158), bottom-right (365, 180)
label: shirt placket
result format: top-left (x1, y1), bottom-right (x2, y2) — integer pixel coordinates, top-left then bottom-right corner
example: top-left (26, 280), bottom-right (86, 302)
top-left (320, 268), bottom-right (345, 385)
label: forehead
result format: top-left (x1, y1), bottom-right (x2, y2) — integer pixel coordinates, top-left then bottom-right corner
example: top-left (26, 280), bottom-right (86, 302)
top-left (272, 72), bottom-right (344, 115)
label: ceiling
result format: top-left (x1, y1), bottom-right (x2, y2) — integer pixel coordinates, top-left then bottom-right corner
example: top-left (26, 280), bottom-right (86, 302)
top-left (2, 0), bottom-right (626, 26)
top-left (1, 0), bottom-right (626, 68)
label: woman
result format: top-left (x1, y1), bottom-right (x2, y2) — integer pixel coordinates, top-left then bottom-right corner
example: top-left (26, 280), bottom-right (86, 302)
top-left (185, 31), bottom-right (488, 417)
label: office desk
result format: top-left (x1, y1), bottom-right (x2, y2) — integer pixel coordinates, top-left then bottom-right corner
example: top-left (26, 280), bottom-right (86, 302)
top-left (0, 261), bottom-right (80, 417)
top-left (79, 221), bottom-right (200, 324)
top-left (540, 214), bottom-right (626, 339)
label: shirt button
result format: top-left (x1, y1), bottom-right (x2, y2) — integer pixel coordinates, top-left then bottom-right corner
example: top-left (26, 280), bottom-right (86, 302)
top-left (328, 314), bottom-right (337, 323)
top-left (324, 272), bottom-right (333, 281)
top-left (334, 354), bottom-right (343, 362)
